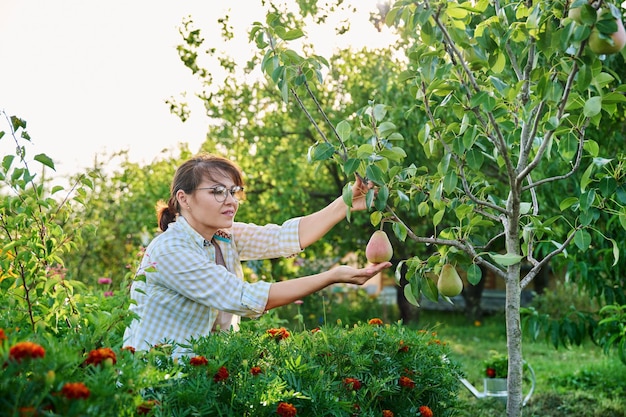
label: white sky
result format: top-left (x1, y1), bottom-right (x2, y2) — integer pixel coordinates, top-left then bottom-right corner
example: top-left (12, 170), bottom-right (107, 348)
top-left (0, 0), bottom-right (394, 180)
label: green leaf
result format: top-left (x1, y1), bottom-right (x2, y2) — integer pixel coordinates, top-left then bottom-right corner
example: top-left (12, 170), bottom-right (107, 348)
top-left (370, 210), bottom-right (382, 227)
top-left (365, 188), bottom-right (375, 210)
top-left (490, 51), bottom-right (506, 73)
top-left (466, 264), bottom-right (482, 285)
top-left (421, 274), bottom-right (439, 302)
top-left (34, 153), bottom-right (56, 170)
top-left (489, 253), bottom-right (524, 266)
top-left (578, 190), bottom-right (595, 212)
top-left (336, 120), bottom-right (351, 141)
top-left (465, 148), bottom-right (484, 170)
top-left (579, 162), bottom-right (593, 192)
top-left (394, 260), bottom-right (405, 285)
top-left (573, 230), bottom-right (591, 251)
top-left (558, 134), bottom-right (578, 161)
top-left (342, 183), bottom-right (353, 208)
top-left (372, 104), bottom-right (387, 121)
top-left (374, 185), bottom-right (389, 211)
top-left (443, 170), bottom-right (458, 194)
top-left (583, 96), bottom-right (602, 118)
top-left (392, 221), bottom-right (407, 242)
top-left (433, 209), bottom-right (445, 227)
top-left (281, 28), bottom-right (304, 41)
top-left (609, 238), bottom-right (619, 266)
top-left (598, 177), bottom-right (617, 197)
top-left (418, 201), bottom-right (430, 217)
top-left (365, 164), bottom-right (385, 185)
top-left (10, 116), bottom-right (26, 132)
top-left (559, 197), bottom-right (579, 211)
top-left (2, 155), bottom-right (15, 172)
top-left (311, 142), bottom-right (335, 161)
top-left (403, 283), bottom-right (419, 306)
top-left (344, 158), bottom-right (361, 176)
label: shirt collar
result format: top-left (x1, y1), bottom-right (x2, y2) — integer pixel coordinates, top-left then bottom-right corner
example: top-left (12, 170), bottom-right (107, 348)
top-left (175, 215), bottom-right (232, 245)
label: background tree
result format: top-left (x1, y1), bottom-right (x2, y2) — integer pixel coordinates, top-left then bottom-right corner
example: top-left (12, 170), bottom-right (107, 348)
top-left (61, 147), bottom-right (187, 286)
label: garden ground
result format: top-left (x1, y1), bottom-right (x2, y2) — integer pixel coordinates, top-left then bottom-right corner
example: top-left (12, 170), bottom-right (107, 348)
top-left (416, 311), bottom-right (626, 417)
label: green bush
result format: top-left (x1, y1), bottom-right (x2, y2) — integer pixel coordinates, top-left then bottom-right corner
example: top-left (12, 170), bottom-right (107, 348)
top-left (0, 318), bottom-right (462, 416)
top-left (529, 281), bottom-right (599, 318)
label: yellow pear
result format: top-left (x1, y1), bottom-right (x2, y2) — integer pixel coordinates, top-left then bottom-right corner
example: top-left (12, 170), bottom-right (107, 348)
top-left (365, 230), bottom-right (393, 263)
top-left (437, 263), bottom-right (464, 297)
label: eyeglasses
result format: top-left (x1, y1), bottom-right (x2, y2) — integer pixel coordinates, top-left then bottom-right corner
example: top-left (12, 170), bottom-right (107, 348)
top-left (196, 185), bottom-right (245, 203)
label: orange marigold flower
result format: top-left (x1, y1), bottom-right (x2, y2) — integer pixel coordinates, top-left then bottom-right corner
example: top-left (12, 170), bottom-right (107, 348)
top-left (382, 410), bottom-right (394, 417)
top-left (267, 327), bottom-right (290, 340)
top-left (84, 347), bottom-right (116, 366)
top-left (311, 327), bottom-right (321, 333)
top-left (368, 318), bottom-right (383, 325)
top-left (213, 365), bottom-right (229, 382)
top-left (250, 366), bottom-right (262, 376)
top-left (18, 407), bottom-right (37, 417)
top-left (137, 399), bottom-right (160, 415)
top-left (419, 405), bottom-right (433, 417)
top-left (189, 356), bottom-right (209, 366)
top-left (9, 341), bottom-right (45, 362)
top-left (343, 377), bottom-right (362, 391)
top-left (122, 346), bottom-right (136, 354)
top-left (60, 382), bottom-right (90, 399)
top-left (399, 376), bottom-right (416, 389)
top-left (0, 328), bottom-right (7, 341)
top-left (276, 402), bottom-right (297, 417)
top-left (398, 340), bottom-right (409, 352)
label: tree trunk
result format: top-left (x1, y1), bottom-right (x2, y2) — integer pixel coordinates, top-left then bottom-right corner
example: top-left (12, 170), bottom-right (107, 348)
top-left (505, 269), bottom-right (524, 417)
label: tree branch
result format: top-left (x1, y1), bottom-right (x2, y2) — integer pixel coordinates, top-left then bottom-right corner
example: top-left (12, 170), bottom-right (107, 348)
top-left (520, 226), bottom-right (580, 289)
top-left (517, 42), bottom-right (587, 183)
top-left (419, 82), bottom-right (508, 215)
top-left (521, 119), bottom-right (587, 191)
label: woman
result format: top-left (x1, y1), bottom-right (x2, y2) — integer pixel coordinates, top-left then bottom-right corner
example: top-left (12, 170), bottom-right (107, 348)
top-left (123, 153), bottom-right (390, 354)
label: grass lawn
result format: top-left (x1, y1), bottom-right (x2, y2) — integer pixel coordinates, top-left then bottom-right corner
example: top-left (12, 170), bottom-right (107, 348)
top-left (415, 311), bottom-right (626, 416)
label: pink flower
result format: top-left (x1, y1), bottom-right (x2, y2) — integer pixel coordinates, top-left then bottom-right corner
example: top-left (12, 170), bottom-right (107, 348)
top-left (104, 291), bottom-right (114, 297)
top-left (293, 300), bottom-right (304, 305)
top-left (97, 277), bottom-right (112, 285)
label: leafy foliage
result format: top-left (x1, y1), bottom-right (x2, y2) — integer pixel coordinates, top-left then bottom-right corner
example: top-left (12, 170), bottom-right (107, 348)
top-left (0, 315), bottom-right (461, 416)
top-left (0, 111), bottom-right (94, 334)
top-left (138, 319), bottom-right (462, 417)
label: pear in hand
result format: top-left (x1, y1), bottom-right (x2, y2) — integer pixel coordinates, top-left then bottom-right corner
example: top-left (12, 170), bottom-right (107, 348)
top-left (437, 263), bottom-right (464, 297)
top-left (365, 230), bottom-right (393, 264)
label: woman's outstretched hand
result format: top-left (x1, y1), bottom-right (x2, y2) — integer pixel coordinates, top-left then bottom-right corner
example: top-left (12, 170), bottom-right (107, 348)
top-left (331, 261), bottom-right (392, 285)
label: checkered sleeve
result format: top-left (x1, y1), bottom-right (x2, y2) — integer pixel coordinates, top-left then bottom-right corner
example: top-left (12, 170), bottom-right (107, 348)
top-left (232, 217), bottom-right (303, 260)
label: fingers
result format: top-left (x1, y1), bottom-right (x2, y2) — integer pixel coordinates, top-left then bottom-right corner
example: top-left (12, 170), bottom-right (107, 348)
top-left (363, 261), bottom-right (392, 276)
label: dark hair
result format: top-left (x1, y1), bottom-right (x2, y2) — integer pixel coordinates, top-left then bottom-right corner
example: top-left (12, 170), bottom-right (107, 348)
top-left (157, 154), bottom-right (244, 231)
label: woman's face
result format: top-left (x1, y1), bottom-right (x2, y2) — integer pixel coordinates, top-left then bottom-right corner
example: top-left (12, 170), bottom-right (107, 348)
top-left (177, 171), bottom-right (242, 238)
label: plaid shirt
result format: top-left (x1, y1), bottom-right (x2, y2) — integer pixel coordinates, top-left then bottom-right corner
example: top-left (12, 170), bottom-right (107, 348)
top-left (123, 215), bottom-right (302, 354)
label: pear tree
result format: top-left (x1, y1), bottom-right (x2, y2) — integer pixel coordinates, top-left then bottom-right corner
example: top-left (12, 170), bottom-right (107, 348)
top-left (248, 1), bottom-right (626, 416)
